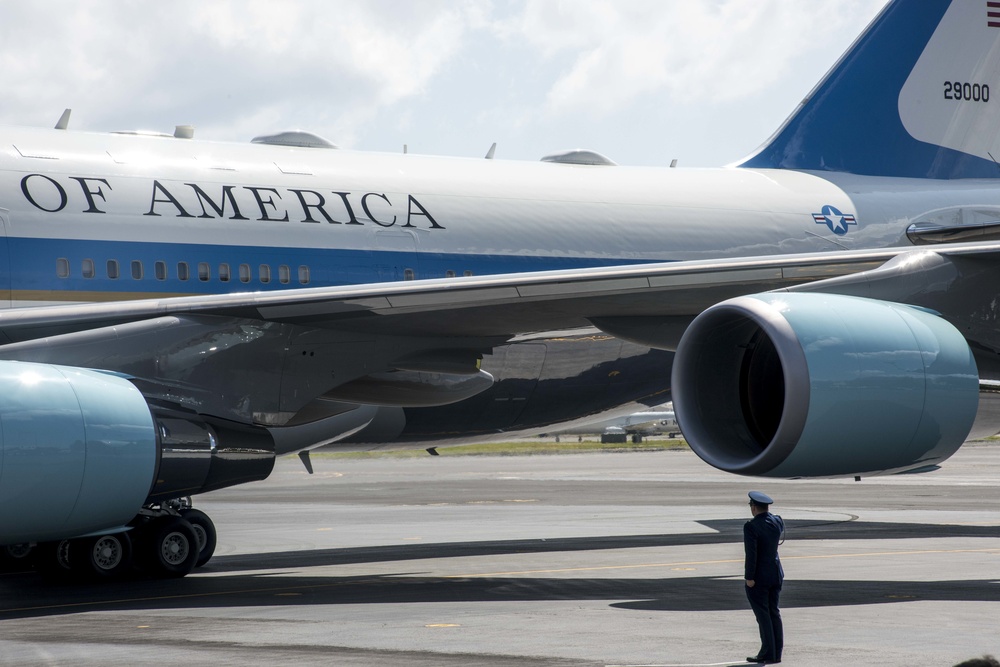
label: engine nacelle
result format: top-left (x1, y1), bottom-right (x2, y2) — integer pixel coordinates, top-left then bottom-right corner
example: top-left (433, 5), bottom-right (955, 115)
top-left (0, 361), bottom-right (274, 544)
top-left (671, 293), bottom-right (979, 478)
top-left (0, 362), bottom-right (157, 543)
top-left (146, 405), bottom-right (275, 502)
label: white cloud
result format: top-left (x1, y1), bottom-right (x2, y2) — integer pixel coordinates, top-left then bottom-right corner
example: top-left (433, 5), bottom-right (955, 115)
top-left (0, 0), bottom-right (490, 140)
top-left (0, 0), bottom-right (887, 165)
top-left (500, 0), bottom-right (887, 120)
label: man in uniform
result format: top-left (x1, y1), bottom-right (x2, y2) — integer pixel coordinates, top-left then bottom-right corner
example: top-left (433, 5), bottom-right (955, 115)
top-left (744, 491), bottom-right (784, 664)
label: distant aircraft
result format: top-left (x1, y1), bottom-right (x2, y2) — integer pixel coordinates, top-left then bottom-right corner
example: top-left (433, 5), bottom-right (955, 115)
top-left (541, 405), bottom-right (678, 443)
top-left (1, 0), bottom-right (999, 580)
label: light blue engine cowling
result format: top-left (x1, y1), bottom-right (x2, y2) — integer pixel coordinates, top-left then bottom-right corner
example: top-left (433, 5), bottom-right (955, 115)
top-left (671, 293), bottom-right (979, 478)
top-left (0, 361), bottom-right (157, 543)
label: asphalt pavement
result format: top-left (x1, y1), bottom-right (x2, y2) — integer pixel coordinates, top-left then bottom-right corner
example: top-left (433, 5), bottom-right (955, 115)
top-left (0, 443), bottom-right (998, 666)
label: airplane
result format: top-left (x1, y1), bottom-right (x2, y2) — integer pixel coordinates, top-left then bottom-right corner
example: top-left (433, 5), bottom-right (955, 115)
top-left (539, 404), bottom-right (678, 442)
top-left (2, 0), bottom-right (1000, 581)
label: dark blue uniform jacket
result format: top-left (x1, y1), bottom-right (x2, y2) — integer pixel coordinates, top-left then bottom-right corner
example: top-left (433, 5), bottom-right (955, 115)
top-left (744, 512), bottom-right (784, 585)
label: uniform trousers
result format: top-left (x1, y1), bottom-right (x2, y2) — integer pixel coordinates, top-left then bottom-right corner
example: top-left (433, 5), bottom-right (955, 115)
top-left (746, 582), bottom-right (782, 661)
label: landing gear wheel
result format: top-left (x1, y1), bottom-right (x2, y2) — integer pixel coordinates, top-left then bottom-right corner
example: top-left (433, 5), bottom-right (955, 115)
top-left (139, 516), bottom-right (198, 578)
top-left (0, 543), bottom-right (34, 572)
top-left (179, 508), bottom-right (217, 567)
top-left (74, 533), bottom-right (132, 579)
top-left (33, 539), bottom-right (73, 578)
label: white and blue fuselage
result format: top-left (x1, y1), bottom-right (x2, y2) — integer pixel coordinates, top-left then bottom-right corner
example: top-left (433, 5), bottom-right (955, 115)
top-left (3, 125), bottom-right (1000, 308)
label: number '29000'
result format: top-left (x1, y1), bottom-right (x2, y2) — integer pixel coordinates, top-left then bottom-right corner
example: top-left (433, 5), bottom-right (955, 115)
top-left (944, 81), bottom-right (989, 102)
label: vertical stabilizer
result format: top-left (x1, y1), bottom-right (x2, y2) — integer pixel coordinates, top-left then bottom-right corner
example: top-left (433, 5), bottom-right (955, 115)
top-left (738, 0), bottom-right (1000, 179)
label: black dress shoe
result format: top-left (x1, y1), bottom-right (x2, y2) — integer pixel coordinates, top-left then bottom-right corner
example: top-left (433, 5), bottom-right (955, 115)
top-left (747, 658), bottom-right (764, 663)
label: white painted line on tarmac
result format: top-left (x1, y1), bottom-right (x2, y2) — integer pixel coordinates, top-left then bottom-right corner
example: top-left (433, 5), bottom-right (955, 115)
top-left (607, 662), bottom-right (751, 667)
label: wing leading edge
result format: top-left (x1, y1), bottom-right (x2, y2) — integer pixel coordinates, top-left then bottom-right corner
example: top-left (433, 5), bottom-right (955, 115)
top-left (0, 244), bottom-right (935, 345)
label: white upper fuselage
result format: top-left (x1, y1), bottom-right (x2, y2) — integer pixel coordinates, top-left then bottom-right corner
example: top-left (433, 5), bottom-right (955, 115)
top-left (1, 125), bottom-right (999, 307)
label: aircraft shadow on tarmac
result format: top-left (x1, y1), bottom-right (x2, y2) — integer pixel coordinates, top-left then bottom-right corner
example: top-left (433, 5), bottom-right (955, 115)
top-left (0, 518), bottom-right (996, 620)
top-left (203, 517), bottom-right (1000, 572)
top-left (0, 571), bottom-right (997, 620)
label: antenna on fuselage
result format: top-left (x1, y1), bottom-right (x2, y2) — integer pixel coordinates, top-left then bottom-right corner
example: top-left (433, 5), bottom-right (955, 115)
top-left (54, 108), bottom-right (71, 130)
top-left (485, 142), bottom-right (496, 159)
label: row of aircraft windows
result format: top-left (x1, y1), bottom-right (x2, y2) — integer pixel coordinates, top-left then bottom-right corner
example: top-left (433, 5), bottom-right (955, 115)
top-left (56, 258), bottom-right (311, 285)
top-left (55, 259), bottom-right (476, 284)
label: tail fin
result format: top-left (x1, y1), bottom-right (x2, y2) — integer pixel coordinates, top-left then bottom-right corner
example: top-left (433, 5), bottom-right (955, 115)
top-left (738, 0), bottom-right (1000, 179)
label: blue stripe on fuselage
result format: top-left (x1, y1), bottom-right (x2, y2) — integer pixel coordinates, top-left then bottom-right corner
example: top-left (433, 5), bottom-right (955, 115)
top-left (5, 237), bottom-right (658, 298)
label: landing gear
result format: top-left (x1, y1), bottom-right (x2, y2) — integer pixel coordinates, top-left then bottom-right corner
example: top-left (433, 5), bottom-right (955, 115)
top-left (20, 498), bottom-right (218, 581)
top-left (33, 539), bottom-right (73, 578)
top-left (179, 508), bottom-right (217, 567)
top-left (32, 534), bottom-right (133, 580)
top-left (74, 532), bottom-right (133, 579)
top-left (0, 543), bottom-right (35, 572)
top-left (130, 498), bottom-right (217, 576)
top-left (135, 516), bottom-right (199, 577)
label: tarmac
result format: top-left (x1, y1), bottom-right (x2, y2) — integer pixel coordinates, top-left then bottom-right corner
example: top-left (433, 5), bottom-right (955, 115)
top-left (0, 442), bottom-right (998, 666)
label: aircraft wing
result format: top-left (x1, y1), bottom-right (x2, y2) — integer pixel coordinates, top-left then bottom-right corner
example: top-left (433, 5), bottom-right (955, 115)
top-left (4, 243), bottom-right (988, 570)
top-left (0, 241), bottom-right (995, 444)
top-left (0, 243), bottom-right (978, 345)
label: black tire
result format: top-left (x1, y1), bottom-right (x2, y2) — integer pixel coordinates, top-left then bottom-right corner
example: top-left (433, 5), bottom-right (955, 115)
top-left (179, 508), bottom-right (217, 567)
top-left (138, 516), bottom-right (199, 578)
top-left (33, 540), bottom-right (73, 579)
top-left (0, 543), bottom-right (35, 572)
top-left (73, 532), bottom-right (133, 579)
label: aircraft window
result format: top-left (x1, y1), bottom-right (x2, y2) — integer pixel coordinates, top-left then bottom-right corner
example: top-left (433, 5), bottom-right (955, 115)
top-left (259, 264), bottom-right (271, 284)
top-left (82, 258), bottom-right (95, 279)
top-left (463, 270), bottom-right (473, 276)
top-left (177, 262), bottom-right (190, 281)
top-left (239, 263), bottom-right (251, 283)
top-left (278, 265), bottom-right (290, 284)
top-left (107, 260), bottom-right (120, 279)
top-left (403, 268), bottom-right (415, 281)
top-left (56, 258), bottom-right (70, 279)
top-left (298, 265), bottom-right (310, 285)
top-left (155, 261), bottom-right (167, 281)
top-left (131, 260), bottom-right (143, 280)
top-left (219, 263), bottom-right (231, 282)
top-left (446, 270), bottom-right (456, 278)
top-left (198, 262), bottom-right (210, 281)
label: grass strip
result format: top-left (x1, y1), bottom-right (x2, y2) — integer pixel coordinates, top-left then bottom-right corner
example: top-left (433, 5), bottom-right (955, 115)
top-left (304, 439), bottom-right (689, 460)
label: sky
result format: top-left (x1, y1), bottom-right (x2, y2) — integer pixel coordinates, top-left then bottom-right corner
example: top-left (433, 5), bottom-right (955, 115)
top-left (0, 0), bottom-right (888, 168)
